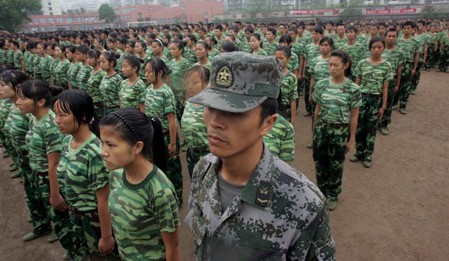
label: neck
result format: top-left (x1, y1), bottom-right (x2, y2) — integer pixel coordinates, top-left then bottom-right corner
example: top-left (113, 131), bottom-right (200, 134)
top-left (370, 55), bottom-right (382, 62)
top-left (124, 155), bottom-right (153, 184)
top-left (322, 53), bottom-right (330, 59)
top-left (128, 74), bottom-right (138, 82)
top-left (82, 60), bottom-right (88, 66)
top-left (404, 34), bottom-right (411, 39)
top-left (282, 66), bottom-right (288, 75)
top-left (71, 124), bottom-right (91, 147)
top-left (107, 68), bottom-right (116, 76)
top-left (33, 107), bottom-right (49, 121)
top-left (200, 56), bottom-right (208, 64)
top-left (386, 44), bottom-right (395, 49)
top-left (153, 80), bottom-right (164, 89)
top-left (93, 64), bottom-right (101, 72)
top-left (332, 75), bottom-right (345, 84)
top-left (175, 56), bottom-right (182, 61)
top-left (348, 39), bottom-right (355, 45)
top-left (220, 140), bottom-right (264, 186)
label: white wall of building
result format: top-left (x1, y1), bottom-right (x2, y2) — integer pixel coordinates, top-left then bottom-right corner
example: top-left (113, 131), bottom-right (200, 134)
top-left (41, 0), bottom-right (62, 15)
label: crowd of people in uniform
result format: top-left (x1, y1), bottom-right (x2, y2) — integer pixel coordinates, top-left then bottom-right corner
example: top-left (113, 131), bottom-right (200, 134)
top-left (0, 17), bottom-right (448, 260)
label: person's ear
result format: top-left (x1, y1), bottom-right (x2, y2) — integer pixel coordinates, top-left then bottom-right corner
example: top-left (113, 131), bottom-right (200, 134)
top-left (133, 141), bottom-right (144, 155)
top-left (260, 113), bottom-right (277, 136)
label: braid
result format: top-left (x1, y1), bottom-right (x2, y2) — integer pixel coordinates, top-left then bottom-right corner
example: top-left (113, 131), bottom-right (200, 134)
top-left (111, 112), bottom-right (139, 141)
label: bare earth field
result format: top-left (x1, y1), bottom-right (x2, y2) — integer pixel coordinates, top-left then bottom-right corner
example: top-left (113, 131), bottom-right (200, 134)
top-left (0, 70), bottom-right (448, 261)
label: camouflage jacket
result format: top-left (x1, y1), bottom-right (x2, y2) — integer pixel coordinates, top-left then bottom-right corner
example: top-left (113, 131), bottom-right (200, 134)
top-left (186, 146), bottom-right (336, 261)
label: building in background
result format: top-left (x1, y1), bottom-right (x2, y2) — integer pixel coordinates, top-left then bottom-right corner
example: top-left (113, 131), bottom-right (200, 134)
top-left (40, 0), bottom-right (62, 15)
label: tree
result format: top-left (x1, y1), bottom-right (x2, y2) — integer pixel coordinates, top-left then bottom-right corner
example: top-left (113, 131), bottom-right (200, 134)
top-left (98, 3), bottom-right (117, 24)
top-left (0, 0), bottom-right (41, 32)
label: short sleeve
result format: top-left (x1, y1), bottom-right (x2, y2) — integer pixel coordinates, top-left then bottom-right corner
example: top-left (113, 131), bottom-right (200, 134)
top-left (153, 187), bottom-right (180, 233)
top-left (351, 84), bottom-right (362, 109)
top-left (163, 89), bottom-right (176, 114)
top-left (43, 125), bottom-right (63, 154)
top-left (88, 154), bottom-right (110, 191)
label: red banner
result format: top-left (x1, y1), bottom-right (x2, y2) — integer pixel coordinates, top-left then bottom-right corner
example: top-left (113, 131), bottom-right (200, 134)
top-left (364, 8), bottom-right (418, 15)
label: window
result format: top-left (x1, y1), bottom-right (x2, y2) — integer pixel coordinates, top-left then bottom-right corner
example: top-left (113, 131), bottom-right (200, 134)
top-left (40, 18), bottom-right (47, 23)
top-left (48, 18), bottom-right (54, 23)
top-left (33, 18), bottom-right (38, 23)
top-left (50, 12), bottom-right (53, 15)
top-left (49, 7), bottom-right (52, 11)
top-left (57, 18), bottom-right (63, 23)
top-left (66, 17), bottom-right (72, 23)
top-left (48, 2), bottom-right (51, 5)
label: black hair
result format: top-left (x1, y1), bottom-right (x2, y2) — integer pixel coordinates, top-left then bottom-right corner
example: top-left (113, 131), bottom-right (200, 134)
top-left (385, 28), bottom-right (398, 37)
top-left (369, 36), bottom-right (385, 50)
top-left (313, 26), bottom-right (324, 35)
top-left (330, 50), bottom-right (352, 77)
top-left (87, 48), bottom-right (101, 59)
top-left (245, 27), bottom-right (254, 34)
top-left (319, 36), bottom-right (334, 48)
top-left (99, 107), bottom-right (168, 173)
top-left (275, 46), bottom-right (292, 58)
top-left (126, 40), bottom-right (136, 49)
top-left (56, 45), bottom-right (66, 53)
top-left (267, 28), bottom-right (276, 36)
top-left (402, 21), bottom-right (414, 29)
top-left (187, 65), bottom-right (210, 84)
top-left (135, 40), bottom-right (147, 51)
top-left (221, 41), bottom-right (239, 53)
top-left (250, 33), bottom-right (263, 50)
top-left (170, 40), bottom-right (185, 54)
top-left (122, 55), bottom-right (141, 73)
top-left (259, 98), bottom-right (278, 126)
top-left (153, 38), bottom-right (164, 47)
top-left (205, 35), bottom-right (217, 46)
top-left (144, 58), bottom-right (169, 83)
top-left (76, 45), bottom-right (89, 54)
top-left (0, 70), bottom-right (28, 92)
top-left (279, 34), bottom-right (293, 46)
top-left (346, 25), bottom-right (358, 33)
top-left (19, 80), bottom-right (63, 108)
top-left (67, 45), bottom-right (77, 54)
top-left (11, 41), bottom-right (20, 48)
top-left (186, 34), bottom-right (197, 44)
top-left (54, 89), bottom-right (94, 126)
top-left (101, 51), bottom-right (118, 68)
top-left (196, 41), bottom-right (210, 51)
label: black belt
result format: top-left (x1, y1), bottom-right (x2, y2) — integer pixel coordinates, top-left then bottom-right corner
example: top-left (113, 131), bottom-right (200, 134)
top-left (320, 120), bottom-right (349, 129)
top-left (362, 93), bottom-right (382, 99)
top-left (68, 207), bottom-right (98, 219)
top-left (36, 171), bottom-right (48, 177)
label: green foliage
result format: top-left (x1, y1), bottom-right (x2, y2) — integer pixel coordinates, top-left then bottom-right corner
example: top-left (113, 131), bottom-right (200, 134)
top-left (0, 0), bottom-right (41, 32)
top-left (339, 7), bottom-right (363, 20)
top-left (420, 6), bottom-right (448, 20)
top-left (98, 3), bottom-right (117, 24)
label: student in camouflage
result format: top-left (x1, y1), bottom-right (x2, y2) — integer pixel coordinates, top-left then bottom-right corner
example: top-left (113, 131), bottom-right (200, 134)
top-left (16, 80), bottom-right (76, 254)
top-left (340, 26), bottom-right (366, 81)
top-left (168, 40), bottom-right (192, 121)
top-left (0, 98), bottom-right (12, 149)
top-left (52, 45), bottom-right (70, 89)
top-left (396, 21), bottom-right (420, 114)
top-left (54, 90), bottom-right (116, 260)
top-left (352, 37), bottom-right (393, 168)
top-left (98, 51), bottom-right (122, 118)
top-left (312, 50), bottom-right (362, 210)
top-left (438, 30), bottom-right (449, 72)
top-left (119, 55), bottom-right (146, 112)
top-left (75, 45), bottom-right (93, 91)
top-left (134, 40), bottom-right (152, 81)
top-left (40, 45), bottom-right (54, 84)
top-left (274, 46), bottom-right (298, 124)
top-left (144, 58), bottom-right (183, 205)
top-left (187, 52), bottom-right (335, 261)
top-left (205, 36), bottom-right (220, 59)
top-left (193, 41), bottom-right (211, 71)
top-left (278, 35), bottom-right (300, 80)
top-left (100, 108), bottom-right (180, 261)
top-left (66, 46), bottom-right (82, 90)
top-left (411, 21), bottom-right (429, 94)
top-left (85, 49), bottom-right (106, 133)
top-left (263, 113), bottom-right (295, 163)
top-left (181, 65), bottom-right (210, 177)
top-left (183, 34), bottom-right (199, 64)
top-left (250, 33), bottom-right (268, 56)
top-left (379, 29), bottom-right (404, 135)
top-left (25, 42), bottom-right (36, 76)
top-left (11, 41), bottom-right (25, 71)
top-left (263, 28), bottom-right (278, 55)
top-left (151, 39), bottom-right (171, 65)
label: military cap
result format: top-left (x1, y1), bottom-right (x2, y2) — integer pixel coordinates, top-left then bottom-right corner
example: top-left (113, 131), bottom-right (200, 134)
top-left (189, 51), bottom-right (282, 112)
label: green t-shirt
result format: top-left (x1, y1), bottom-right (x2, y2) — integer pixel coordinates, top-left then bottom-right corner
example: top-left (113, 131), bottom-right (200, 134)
top-left (26, 111), bottom-right (63, 172)
top-left (109, 166), bottom-right (180, 260)
top-left (13, 50), bottom-right (24, 70)
top-left (280, 70), bottom-right (298, 108)
top-left (167, 58), bottom-right (191, 102)
top-left (183, 47), bottom-right (198, 64)
top-left (263, 41), bottom-right (278, 56)
top-left (252, 49), bottom-right (268, 56)
top-left (76, 65), bottom-right (93, 91)
top-left (263, 114), bottom-right (295, 162)
top-left (4, 104), bottom-right (30, 151)
top-left (181, 101), bottom-right (208, 149)
top-left (355, 59), bottom-right (393, 94)
top-left (33, 55), bottom-right (42, 79)
top-left (144, 83), bottom-right (176, 132)
top-left (339, 42), bottom-right (366, 77)
top-left (49, 57), bottom-right (60, 76)
top-left (333, 36), bottom-right (348, 50)
top-left (99, 72), bottom-right (122, 113)
top-left (382, 47), bottom-right (404, 76)
top-left (40, 55), bottom-right (53, 83)
top-left (57, 134), bottom-right (109, 212)
top-left (304, 43), bottom-right (320, 72)
top-left (67, 62), bottom-right (82, 89)
top-left (119, 78), bottom-right (146, 109)
top-left (287, 52), bottom-right (300, 73)
top-left (86, 69), bottom-right (106, 103)
top-left (313, 77), bottom-right (362, 124)
top-left (0, 49), bottom-right (6, 63)
top-left (397, 36), bottom-right (420, 63)
top-left (311, 56), bottom-right (330, 85)
top-left (54, 59), bottom-right (71, 86)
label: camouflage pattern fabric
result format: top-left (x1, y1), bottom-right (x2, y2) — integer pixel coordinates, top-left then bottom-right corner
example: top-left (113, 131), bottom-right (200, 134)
top-left (382, 47), bottom-right (404, 77)
top-left (355, 59), bottom-right (393, 94)
top-left (263, 41), bottom-right (278, 56)
top-left (287, 52), bottom-right (300, 74)
top-left (263, 114), bottom-right (295, 163)
top-left (108, 166), bottom-right (180, 260)
top-left (98, 72), bottom-right (122, 117)
top-left (252, 49), bottom-right (268, 56)
top-left (410, 60), bottom-right (424, 92)
top-left (333, 37), bottom-right (348, 50)
top-left (398, 61), bottom-right (413, 110)
top-left (167, 58), bottom-right (192, 117)
top-left (144, 83), bottom-right (176, 132)
top-left (192, 61), bottom-right (211, 71)
top-left (183, 47), bottom-right (198, 64)
top-left (0, 48), bottom-right (6, 63)
top-left (32, 55), bottom-right (43, 80)
top-left (76, 65), bottom-right (93, 92)
top-left (67, 62), bottom-right (82, 89)
top-left (278, 70), bottom-right (298, 122)
top-left (304, 43), bottom-right (321, 74)
top-left (40, 55), bottom-right (54, 83)
top-left (13, 49), bottom-right (24, 70)
top-left (163, 134), bottom-right (183, 205)
top-left (310, 56), bottom-right (330, 87)
top-left (186, 147), bottom-right (336, 261)
top-left (7, 49), bottom-right (14, 65)
top-left (313, 120), bottom-right (349, 201)
top-left (354, 94), bottom-right (382, 162)
top-left (24, 52), bottom-right (34, 76)
top-left (49, 57), bottom-right (60, 77)
top-left (438, 36), bottom-right (449, 72)
top-left (181, 101), bottom-right (209, 176)
top-left (86, 70), bottom-right (106, 104)
top-left (339, 43), bottom-right (366, 81)
top-left (0, 99), bottom-right (12, 146)
top-left (119, 78), bottom-right (146, 109)
top-left (25, 111), bottom-right (63, 172)
top-left (53, 59), bottom-right (70, 87)
top-left (397, 36), bottom-right (420, 64)
top-left (379, 78), bottom-right (397, 129)
top-left (208, 49), bottom-right (220, 60)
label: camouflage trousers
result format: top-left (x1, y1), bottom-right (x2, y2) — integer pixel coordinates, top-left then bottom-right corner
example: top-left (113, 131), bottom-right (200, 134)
top-left (303, 70), bottom-right (312, 113)
top-left (313, 120), bottom-right (349, 200)
top-left (186, 147), bottom-right (209, 179)
top-left (398, 62), bottom-right (413, 110)
top-left (33, 174), bottom-right (80, 258)
top-left (355, 94), bottom-right (382, 162)
top-left (439, 47), bottom-right (449, 72)
top-left (380, 78), bottom-right (398, 129)
top-left (425, 44), bottom-right (438, 70)
top-left (163, 134), bottom-right (183, 204)
top-left (410, 59), bottom-right (424, 92)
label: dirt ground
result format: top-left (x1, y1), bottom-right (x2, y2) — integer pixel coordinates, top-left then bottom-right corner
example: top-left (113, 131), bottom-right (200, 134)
top-left (1, 70), bottom-right (448, 261)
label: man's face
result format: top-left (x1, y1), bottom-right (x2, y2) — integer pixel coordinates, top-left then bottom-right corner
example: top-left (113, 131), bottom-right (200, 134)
top-left (203, 106), bottom-right (275, 160)
top-left (266, 31), bottom-right (274, 41)
top-left (385, 32), bottom-right (397, 46)
top-left (337, 26), bottom-right (345, 37)
top-left (403, 25), bottom-right (413, 35)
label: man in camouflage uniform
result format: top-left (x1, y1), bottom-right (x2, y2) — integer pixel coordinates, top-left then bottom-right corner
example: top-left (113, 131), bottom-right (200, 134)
top-left (187, 52), bottom-right (336, 261)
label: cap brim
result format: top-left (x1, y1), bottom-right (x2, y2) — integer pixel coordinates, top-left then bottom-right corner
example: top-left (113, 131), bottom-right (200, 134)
top-left (189, 88), bottom-right (267, 113)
